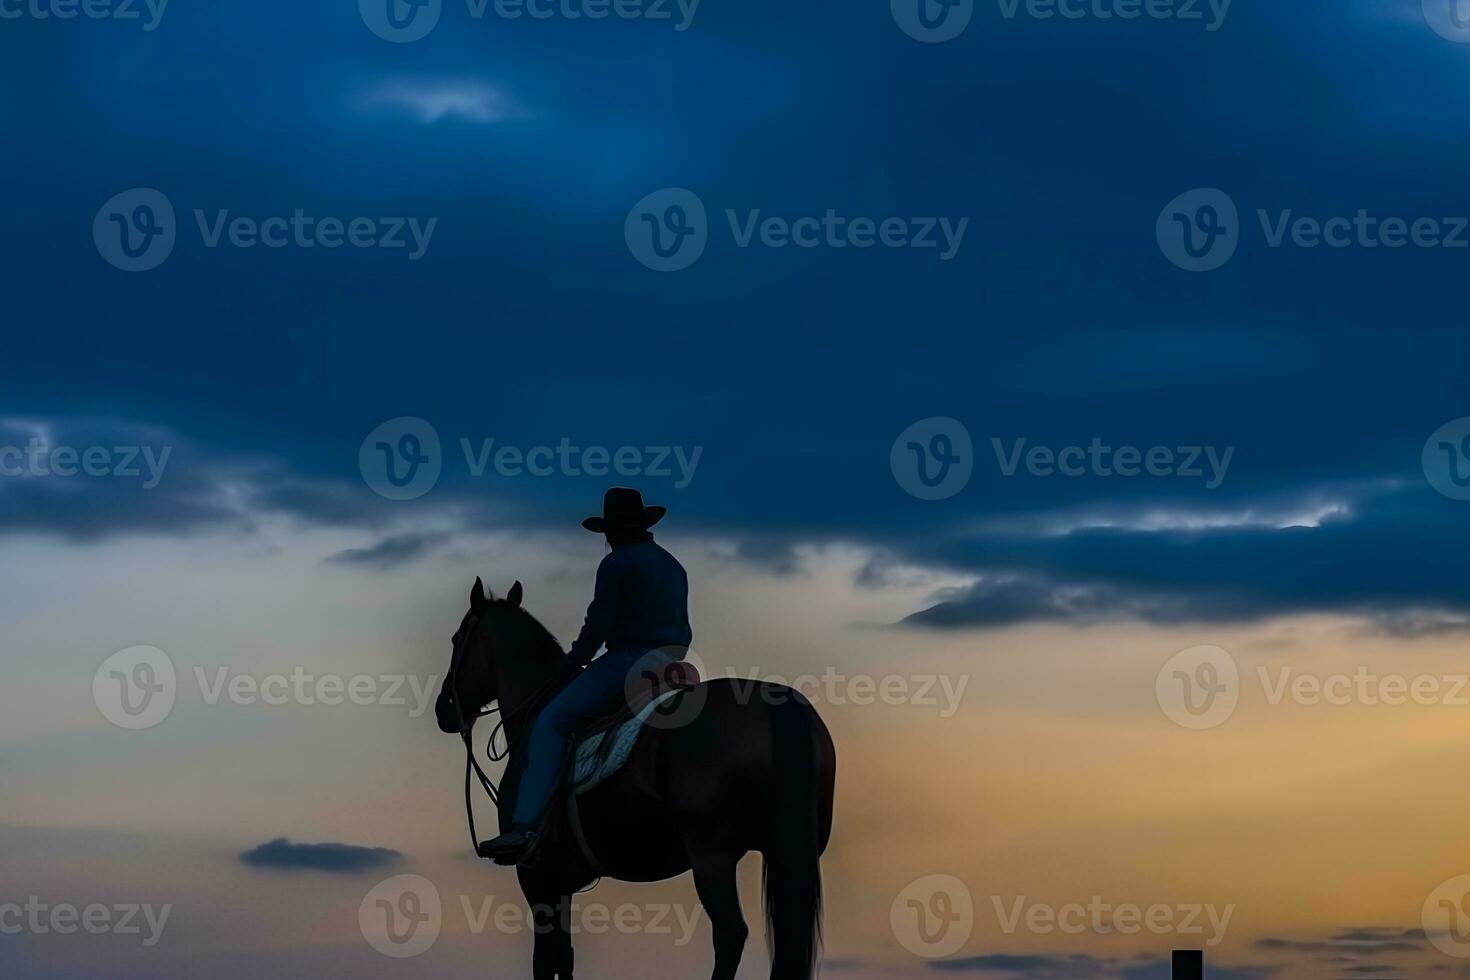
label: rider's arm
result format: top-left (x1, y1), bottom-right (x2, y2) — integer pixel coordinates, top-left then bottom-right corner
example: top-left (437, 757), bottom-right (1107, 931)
top-left (566, 552), bottom-right (627, 668)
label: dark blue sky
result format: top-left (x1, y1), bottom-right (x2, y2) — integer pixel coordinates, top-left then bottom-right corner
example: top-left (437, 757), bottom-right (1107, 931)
top-left (4, 0), bottom-right (1470, 630)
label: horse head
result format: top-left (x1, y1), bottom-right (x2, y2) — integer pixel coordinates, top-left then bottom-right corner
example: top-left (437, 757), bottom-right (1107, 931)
top-left (434, 576), bottom-right (524, 734)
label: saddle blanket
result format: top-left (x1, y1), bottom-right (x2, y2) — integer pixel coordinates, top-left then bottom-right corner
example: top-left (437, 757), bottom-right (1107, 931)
top-left (571, 689), bottom-right (683, 795)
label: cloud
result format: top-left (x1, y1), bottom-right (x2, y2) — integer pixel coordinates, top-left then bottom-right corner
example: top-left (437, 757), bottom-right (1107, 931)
top-left (928, 953), bottom-right (1114, 975)
top-left (1254, 926), bottom-right (1426, 955)
top-left (925, 952), bottom-right (1279, 978)
top-left (238, 837), bottom-right (402, 873)
top-left (1119, 962), bottom-right (1277, 980)
top-left (358, 78), bottom-right (524, 124)
top-left (0, 417), bottom-right (256, 541)
top-left (888, 483), bottom-right (1470, 635)
top-left (0, 416), bottom-right (495, 544)
top-left (324, 530), bottom-right (451, 569)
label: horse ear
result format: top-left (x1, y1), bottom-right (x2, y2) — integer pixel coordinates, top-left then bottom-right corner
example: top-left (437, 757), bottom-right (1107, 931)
top-left (507, 581), bottom-right (523, 608)
top-left (471, 576), bottom-right (491, 610)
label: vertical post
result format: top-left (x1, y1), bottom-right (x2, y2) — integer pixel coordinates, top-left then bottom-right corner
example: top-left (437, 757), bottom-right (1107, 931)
top-left (1172, 949), bottom-right (1203, 979)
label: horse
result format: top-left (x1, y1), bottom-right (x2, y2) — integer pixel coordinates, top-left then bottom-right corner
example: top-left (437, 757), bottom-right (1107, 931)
top-left (434, 577), bottom-right (837, 980)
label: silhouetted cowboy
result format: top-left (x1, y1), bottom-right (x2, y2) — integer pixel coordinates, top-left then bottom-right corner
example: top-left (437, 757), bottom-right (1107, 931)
top-left (479, 487), bottom-right (692, 863)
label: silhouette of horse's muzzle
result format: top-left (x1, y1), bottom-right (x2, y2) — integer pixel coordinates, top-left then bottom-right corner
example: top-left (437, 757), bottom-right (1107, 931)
top-left (434, 690), bottom-right (459, 733)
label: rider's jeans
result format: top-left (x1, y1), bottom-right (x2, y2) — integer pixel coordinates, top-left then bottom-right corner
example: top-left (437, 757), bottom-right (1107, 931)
top-left (510, 648), bottom-right (649, 829)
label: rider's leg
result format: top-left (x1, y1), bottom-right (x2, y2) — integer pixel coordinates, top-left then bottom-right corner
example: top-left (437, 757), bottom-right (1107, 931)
top-left (510, 649), bottom-right (644, 831)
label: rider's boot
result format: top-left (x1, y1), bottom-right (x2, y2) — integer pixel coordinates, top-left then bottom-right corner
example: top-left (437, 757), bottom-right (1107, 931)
top-left (478, 826), bottom-right (539, 865)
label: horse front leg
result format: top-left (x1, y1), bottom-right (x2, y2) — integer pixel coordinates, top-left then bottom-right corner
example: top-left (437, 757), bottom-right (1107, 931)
top-left (520, 871), bottom-right (574, 980)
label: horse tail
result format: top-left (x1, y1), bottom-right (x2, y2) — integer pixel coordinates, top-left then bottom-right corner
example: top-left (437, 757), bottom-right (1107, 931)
top-left (761, 689), bottom-right (825, 979)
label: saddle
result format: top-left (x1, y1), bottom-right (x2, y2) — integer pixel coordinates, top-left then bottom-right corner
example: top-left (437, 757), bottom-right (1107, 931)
top-left (571, 657), bottom-right (701, 791)
top-left (519, 658), bottom-right (701, 871)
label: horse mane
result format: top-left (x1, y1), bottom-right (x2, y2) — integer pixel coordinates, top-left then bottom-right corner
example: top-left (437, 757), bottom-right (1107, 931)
top-left (496, 602), bottom-right (566, 662)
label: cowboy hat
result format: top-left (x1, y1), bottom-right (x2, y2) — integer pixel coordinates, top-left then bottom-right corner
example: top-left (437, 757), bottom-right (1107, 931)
top-left (582, 487), bottom-right (666, 533)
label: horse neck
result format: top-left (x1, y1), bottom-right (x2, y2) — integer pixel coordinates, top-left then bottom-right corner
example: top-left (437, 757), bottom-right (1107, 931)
top-left (488, 626), bottom-right (562, 745)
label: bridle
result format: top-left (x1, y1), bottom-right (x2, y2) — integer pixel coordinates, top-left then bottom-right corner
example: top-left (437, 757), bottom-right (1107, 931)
top-left (445, 610), bottom-right (566, 856)
top-left (447, 613), bottom-right (503, 854)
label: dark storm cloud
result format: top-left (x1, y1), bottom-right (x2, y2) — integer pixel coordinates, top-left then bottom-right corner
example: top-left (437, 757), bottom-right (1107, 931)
top-left (894, 484), bottom-right (1470, 634)
top-left (4, 0), bottom-right (1470, 632)
top-left (239, 837), bottom-right (402, 873)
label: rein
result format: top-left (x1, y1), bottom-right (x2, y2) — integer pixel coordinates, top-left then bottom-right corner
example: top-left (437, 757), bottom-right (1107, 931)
top-left (449, 617), bottom-right (567, 854)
